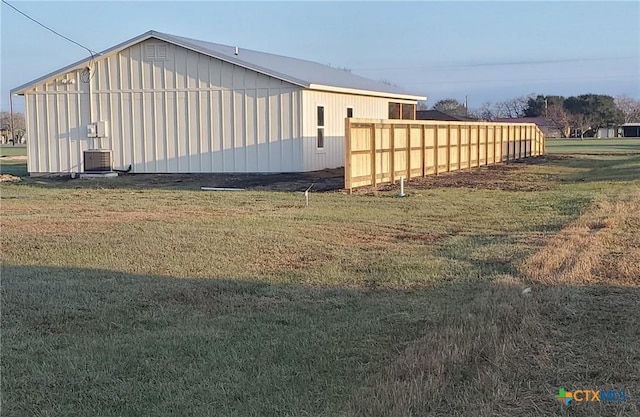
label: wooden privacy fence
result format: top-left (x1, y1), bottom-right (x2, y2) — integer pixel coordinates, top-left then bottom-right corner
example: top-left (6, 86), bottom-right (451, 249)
top-left (344, 118), bottom-right (545, 191)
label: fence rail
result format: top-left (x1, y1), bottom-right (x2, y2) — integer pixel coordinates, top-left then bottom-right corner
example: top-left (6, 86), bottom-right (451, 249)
top-left (345, 118), bottom-right (545, 191)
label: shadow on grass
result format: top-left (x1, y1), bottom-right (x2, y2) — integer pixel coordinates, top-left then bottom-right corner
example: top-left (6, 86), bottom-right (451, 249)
top-left (550, 154), bottom-right (640, 183)
top-left (3, 264), bottom-right (638, 417)
top-left (0, 264), bottom-right (428, 417)
top-left (0, 161), bottom-right (28, 177)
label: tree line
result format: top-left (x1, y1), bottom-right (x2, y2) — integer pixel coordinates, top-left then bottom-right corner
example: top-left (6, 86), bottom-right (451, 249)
top-left (425, 94), bottom-right (640, 138)
top-left (0, 111), bottom-right (26, 143)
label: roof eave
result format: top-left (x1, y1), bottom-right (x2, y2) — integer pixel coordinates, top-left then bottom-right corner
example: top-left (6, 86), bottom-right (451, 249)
top-left (308, 84), bottom-right (426, 101)
top-left (11, 31), bottom-right (162, 95)
top-left (11, 30), bottom-right (310, 95)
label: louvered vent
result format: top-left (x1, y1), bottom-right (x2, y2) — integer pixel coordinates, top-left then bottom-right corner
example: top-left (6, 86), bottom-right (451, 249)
top-left (84, 150), bottom-right (112, 172)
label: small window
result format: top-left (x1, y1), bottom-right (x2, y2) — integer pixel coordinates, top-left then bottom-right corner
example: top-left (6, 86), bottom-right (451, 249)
top-left (347, 107), bottom-right (353, 118)
top-left (317, 128), bottom-right (324, 149)
top-left (402, 103), bottom-right (416, 120)
top-left (317, 106), bottom-right (325, 148)
top-left (389, 102), bottom-right (416, 120)
top-left (389, 102), bottom-right (401, 119)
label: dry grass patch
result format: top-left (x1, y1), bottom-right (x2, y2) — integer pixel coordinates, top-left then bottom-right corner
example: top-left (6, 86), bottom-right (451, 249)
top-left (520, 191), bottom-right (640, 287)
top-left (344, 188), bottom-right (640, 417)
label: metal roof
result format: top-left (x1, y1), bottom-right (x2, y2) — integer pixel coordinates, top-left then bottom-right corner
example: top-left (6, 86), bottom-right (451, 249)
top-left (12, 30), bottom-right (425, 100)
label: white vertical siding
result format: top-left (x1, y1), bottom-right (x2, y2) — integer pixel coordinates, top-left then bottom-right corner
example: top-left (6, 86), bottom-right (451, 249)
top-left (26, 69), bottom-right (90, 173)
top-left (25, 38), bottom-right (303, 173)
top-left (300, 90), bottom-right (416, 171)
top-left (24, 37), bottom-right (420, 174)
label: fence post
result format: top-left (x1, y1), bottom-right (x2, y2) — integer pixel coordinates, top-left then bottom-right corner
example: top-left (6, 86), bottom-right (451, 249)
top-left (475, 126), bottom-right (480, 167)
top-left (345, 117), bottom-right (352, 192)
top-left (519, 125), bottom-right (523, 159)
top-left (371, 124), bottom-right (377, 186)
top-left (434, 126), bottom-right (439, 175)
top-left (468, 125), bottom-right (472, 169)
top-left (406, 124), bottom-right (411, 180)
top-left (421, 124), bottom-right (426, 177)
top-left (506, 125), bottom-right (511, 162)
top-left (485, 125), bottom-right (489, 165)
top-left (390, 123), bottom-right (395, 183)
top-left (457, 125), bottom-right (462, 170)
top-left (446, 125), bottom-right (451, 172)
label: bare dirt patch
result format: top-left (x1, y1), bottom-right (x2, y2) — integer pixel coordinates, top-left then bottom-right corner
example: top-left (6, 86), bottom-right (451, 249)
top-left (0, 156), bottom-right (27, 161)
top-left (0, 174), bottom-right (21, 182)
top-left (26, 157), bottom-right (560, 193)
top-left (366, 157), bottom-right (557, 193)
top-left (38, 168), bottom-right (347, 192)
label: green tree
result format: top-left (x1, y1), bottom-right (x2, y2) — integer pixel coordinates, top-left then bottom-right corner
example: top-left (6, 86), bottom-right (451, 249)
top-left (432, 99), bottom-right (467, 118)
top-left (564, 94), bottom-right (624, 137)
top-left (524, 95), bottom-right (565, 117)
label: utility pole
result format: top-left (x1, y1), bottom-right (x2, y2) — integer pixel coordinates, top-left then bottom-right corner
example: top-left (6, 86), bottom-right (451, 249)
top-left (9, 93), bottom-right (15, 144)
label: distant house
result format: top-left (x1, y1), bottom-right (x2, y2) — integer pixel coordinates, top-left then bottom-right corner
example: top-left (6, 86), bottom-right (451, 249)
top-left (416, 110), bottom-right (474, 122)
top-left (622, 123), bottom-right (640, 138)
top-left (11, 30), bottom-right (425, 174)
top-left (596, 127), bottom-right (618, 138)
top-left (493, 117), bottom-right (563, 138)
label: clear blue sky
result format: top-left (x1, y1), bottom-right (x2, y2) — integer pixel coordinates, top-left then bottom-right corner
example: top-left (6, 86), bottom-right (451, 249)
top-left (1, 0), bottom-right (639, 112)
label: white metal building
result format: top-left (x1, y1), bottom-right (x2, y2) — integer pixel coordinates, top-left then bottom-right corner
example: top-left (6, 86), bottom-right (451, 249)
top-left (12, 30), bottom-right (425, 174)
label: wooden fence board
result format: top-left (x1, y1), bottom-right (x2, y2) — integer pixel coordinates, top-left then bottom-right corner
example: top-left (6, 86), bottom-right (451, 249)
top-left (344, 119), bottom-right (545, 192)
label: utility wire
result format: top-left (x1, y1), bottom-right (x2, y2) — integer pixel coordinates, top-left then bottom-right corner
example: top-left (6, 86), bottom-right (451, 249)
top-left (1, 0), bottom-right (97, 56)
top-left (399, 73), bottom-right (636, 86)
top-left (354, 56), bottom-right (638, 72)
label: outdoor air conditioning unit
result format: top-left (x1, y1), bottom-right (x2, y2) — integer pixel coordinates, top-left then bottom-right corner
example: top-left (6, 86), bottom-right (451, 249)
top-left (84, 150), bottom-right (112, 172)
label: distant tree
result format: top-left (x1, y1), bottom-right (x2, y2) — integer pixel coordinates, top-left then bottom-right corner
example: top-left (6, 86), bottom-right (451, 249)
top-left (432, 98), bottom-right (467, 117)
top-left (569, 112), bottom-right (592, 138)
top-left (546, 104), bottom-right (571, 138)
top-left (469, 101), bottom-right (496, 121)
top-left (493, 94), bottom-right (533, 118)
top-left (417, 100), bottom-right (429, 111)
top-left (0, 111), bottom-right (26, 142)
top-left (524, 95), bottom-right (565, 117)
top-left (615, 95), bottom-right (640, 123)
top-left (564, 94), bottom-right (624, 136)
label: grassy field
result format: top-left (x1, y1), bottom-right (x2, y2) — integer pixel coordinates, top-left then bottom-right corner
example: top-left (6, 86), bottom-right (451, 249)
top-left (546, 138), bottom-right (640, 154)
top-left (1, 142), bottom-right (639, 416)
top-left (0, 145), bottom-right (27, 177)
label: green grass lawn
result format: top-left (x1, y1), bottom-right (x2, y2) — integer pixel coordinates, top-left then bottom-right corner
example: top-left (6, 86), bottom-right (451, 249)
top-left (1, 142), bottom-right (639, 416)
top-left (0, 145), bottom-right (27, 177)
top-left (546, 138), bottom-right (640, 154)
top-left (0, 145), bottom-right (27, 157)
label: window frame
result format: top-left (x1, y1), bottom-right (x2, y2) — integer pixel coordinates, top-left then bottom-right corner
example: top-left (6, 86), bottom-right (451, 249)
top-left (317, 105), bottom-right (325, 149)
top-left (389, 102), bottom-right (416, 120)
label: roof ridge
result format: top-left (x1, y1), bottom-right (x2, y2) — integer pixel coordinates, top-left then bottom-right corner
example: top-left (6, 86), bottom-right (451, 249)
top-left (13, 30), bottom-right (426, 101)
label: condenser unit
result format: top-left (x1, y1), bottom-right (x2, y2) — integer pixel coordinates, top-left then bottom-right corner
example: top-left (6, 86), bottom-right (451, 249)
top-left (84, 150), bottom-right (112, 172)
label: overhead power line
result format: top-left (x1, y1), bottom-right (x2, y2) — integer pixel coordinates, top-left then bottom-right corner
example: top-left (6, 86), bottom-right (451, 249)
top-left (399, 73), bottom-right (636, 86)
top-left (1, 0), bottom-right (97, 56)
top-left (353, 56), bottom-right (638, 72)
